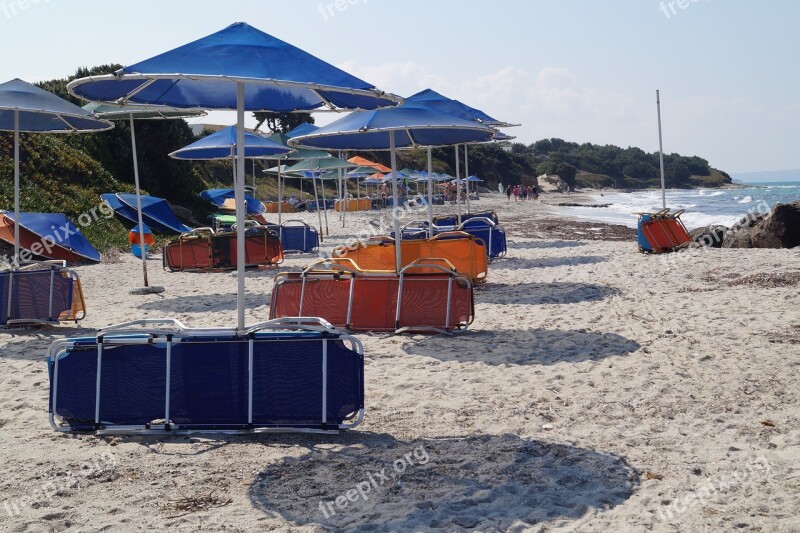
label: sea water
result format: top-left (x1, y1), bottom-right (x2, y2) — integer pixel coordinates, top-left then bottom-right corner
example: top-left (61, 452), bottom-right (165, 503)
top-left (552, 182), bottom-right (800, 230)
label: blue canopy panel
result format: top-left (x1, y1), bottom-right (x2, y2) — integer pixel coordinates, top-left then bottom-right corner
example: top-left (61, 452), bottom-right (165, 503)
top-left (114, 193), bottom-right (192, 234)
top-left (406, 88), bottom-right (515, 128)
top-left (289, 105), bottom-right (496, 151)
top-left (67, 23), bottom-right (399, 112)
top-left (7, 212), bottom-right (101, 263)
top-left (285, 122), bottom-right (319, 138)
top-left (0, 79), bottom-right (113, 133)
top-left (170, 126), bottom-right (292, 159)
top-left (200, 189), bottom-right (265, 215)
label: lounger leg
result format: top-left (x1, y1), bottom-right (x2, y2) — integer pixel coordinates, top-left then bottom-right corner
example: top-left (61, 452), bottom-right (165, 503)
top-left (165, 338), bottom-right (172, 430)
top-left (248, 339), bottom-right (254, 427)
top-left (321, 339), bottom-right (328, 427)
top-left (48, 269), bottom-right (55, 321)
top-left (445, 277), bottom-right (453, 331)
top-left (95, 342), bottom-right (104, 429)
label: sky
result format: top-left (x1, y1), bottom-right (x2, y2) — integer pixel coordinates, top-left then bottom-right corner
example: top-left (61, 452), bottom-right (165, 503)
top-left (1, 0), bottom-right (798, 174)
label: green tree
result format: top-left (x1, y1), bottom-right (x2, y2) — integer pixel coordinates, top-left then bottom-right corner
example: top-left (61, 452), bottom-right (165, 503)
top-left (253, 112), bottom-right (314, 133)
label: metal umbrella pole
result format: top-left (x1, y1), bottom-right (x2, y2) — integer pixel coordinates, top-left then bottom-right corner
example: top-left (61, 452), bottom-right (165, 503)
top-left (389, 130), bottom-right (402, 272)
top-left (455, 145), bottom-right (462, 225)
top-left (427, 146), bottom-right (434, 238)
top-left (128, 114), bottom-right (165, 294)
top-left (464, 144), bottom-right (471, 213)
top-left (320, 173), bottom-right (330, 236)
top-left (277, 162), bottom-right (284, 225)
top-left (311, 171), bottom-right (324, 242)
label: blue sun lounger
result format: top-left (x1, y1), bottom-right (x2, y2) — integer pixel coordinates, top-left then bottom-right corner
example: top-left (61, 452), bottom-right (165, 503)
top-left (48, 318), bottom-right (364, 434)
top-left (1, 261), bottom-right (86, 328)
top-left (265, 220), bottom-right (319, 254)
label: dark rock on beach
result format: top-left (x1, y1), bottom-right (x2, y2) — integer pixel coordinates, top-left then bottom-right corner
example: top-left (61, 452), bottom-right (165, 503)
top-left (721, 211), bottom-right (768, 248)
top-left (690, 225), bottom-right (728, 248)
top-left (751, 201), bottom-right (800, 249)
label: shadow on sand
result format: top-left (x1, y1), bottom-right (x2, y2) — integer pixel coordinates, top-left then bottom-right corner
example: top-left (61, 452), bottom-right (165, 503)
top-left (476, 281), bottom-right (619, 305)
top-left (403, 328), bottom-right (640, 366)
top-left (248, 432), bottom-right (640, 532)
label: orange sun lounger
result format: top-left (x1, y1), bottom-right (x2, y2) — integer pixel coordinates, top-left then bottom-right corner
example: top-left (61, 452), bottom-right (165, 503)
top-left (332, 231), bottom-right (488, 284)
top-left (164, 226), bottom-right (283, 272)
top-left (637, 209), bottom-right (692, 253)
top-left (269, 258), bottom-right (474, 334)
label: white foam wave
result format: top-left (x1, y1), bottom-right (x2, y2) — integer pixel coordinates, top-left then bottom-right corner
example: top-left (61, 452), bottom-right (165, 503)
top-left (737, 196), bottom-right (753, 204)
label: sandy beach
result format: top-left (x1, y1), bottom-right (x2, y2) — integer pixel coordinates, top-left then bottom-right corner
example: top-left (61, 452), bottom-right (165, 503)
top-left (1, 192), bottom-right (798, 532)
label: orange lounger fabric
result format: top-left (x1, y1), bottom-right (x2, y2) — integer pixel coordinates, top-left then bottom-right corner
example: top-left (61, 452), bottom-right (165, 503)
top-left (269, 260), bottom-right (473, 333)
top-left (333, 232), bottom-right (488, 283)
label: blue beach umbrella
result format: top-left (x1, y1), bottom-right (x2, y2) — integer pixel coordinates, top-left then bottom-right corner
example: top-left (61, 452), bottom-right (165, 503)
top-left (69, 22), bottom-right (401, 330)
top-left (170, 126), bottom-right (292, 160)
top-left (290, 104), bottom-right (495, 268)
top-left (0, 79), bottom-right (113, 265)
top-left (407, 89), bottom-right (519, 218)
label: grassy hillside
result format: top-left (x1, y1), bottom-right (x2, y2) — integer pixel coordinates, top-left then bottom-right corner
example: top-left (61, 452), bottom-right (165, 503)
top-left (0, 133), bottom-right (134, 251)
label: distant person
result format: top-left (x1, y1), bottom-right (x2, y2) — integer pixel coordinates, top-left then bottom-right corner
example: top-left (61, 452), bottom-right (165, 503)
top-left (505, 185), bottom-right (512, 201)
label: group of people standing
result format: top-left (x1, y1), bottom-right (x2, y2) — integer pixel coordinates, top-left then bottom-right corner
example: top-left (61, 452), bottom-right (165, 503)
top-left (444, 181), bottom-right (467, 204)
top-left (505, 184), bottom-right (539, 201)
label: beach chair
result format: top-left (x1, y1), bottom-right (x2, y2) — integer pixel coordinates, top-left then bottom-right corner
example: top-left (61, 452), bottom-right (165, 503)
top-left (637, 209), bottom-right (692, 253)
top-left (48, 317), bottom-right (364, 434)
top-left (262, 201), bottom-right (294, 214)
top-left (433, 209), bottom-right (499, 226)
top-left (334, 232), bottom-right (489, 284)
top-left (163, 225), bottom-right (283, 272)
top-left (265, 220), bottom-right (319, 254)
top-left (1, 261), bottom-right (86, 328)
top-left (400, 217), bottom-right (507, 259)
top-left (269, 258), bottom-right (474, 334)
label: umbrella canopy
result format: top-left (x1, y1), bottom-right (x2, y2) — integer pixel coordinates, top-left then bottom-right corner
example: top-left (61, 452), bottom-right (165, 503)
top-left (347, 165), bottom-right (379, 178)
top-left (0, 78), bottom-right (113, 133)
top-left (67, 22), bottom-right (400, 331)
top-left (406, 88), bottom-right (518, 128)
top-left (0, 78), bottom-right (113, 264)
top-left (291, 104), bottom-right (496, 271)
top-left (169, 126), bottom-right (293, 159)
top-left (347, 156), bottom-right (391, 173)
top-left (67, 22), bottom-right (399, 112)
top-left (82, 102), bottom-right (206, 120)
top-left (464, 175), bottom-right (483, 182)
top-left (200, 188), bottom-right (265, 215)
top-left (291, 104), bottom-right (495, 151)
top-left (283, 156), bottom-right (354, 173)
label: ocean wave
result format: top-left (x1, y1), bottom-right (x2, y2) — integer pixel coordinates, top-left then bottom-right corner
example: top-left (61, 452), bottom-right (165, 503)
top-left (737, 196), bottom-right (753, 204)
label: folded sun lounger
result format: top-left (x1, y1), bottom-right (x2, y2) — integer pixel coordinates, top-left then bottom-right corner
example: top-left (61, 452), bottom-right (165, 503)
top-left (333, 232), bottom-right (489, 284)
top-left (400, 216), bottom-right (507, 259)
top-left (433, 209), bottom-right (499, 227)
top-left (1, 261), bottom-right (86, 328)
top-left (48, 317), bottom-right (364, 434)
top-left (269, 258), bottom-right (474, 334)
top-left (263, 220), bottom-right (319, 254)
top-left (163, 225), bottom-right (283, 272)
top-left (637, 209), bottom-right (692, 253)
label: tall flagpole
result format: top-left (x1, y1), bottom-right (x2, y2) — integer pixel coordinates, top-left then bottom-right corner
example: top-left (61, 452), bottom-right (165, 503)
top-left (657, 90), bottom-right (666, 210)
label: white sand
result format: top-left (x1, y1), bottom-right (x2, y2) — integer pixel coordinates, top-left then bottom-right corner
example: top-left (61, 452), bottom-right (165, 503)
top-left (1, 194), bottom-right (798, 532)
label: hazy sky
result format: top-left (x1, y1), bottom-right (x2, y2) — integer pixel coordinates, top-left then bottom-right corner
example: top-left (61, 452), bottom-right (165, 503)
top-left (1, 0), bottom-right (797, 173)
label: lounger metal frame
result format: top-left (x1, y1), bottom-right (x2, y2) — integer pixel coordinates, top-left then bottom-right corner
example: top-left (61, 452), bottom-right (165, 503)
top-left (163, 225), bottom-right (284, 272)
top-left (1, 260), bottom-right (86, 328)
top-left (271, 258), bottom-right (474, 334)
top-left (637, 209), bottom-right (692, 253)
top-left (275, 219), bottom-right (320, 254)
top-left (48, 317), bottom-right (364, 435)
